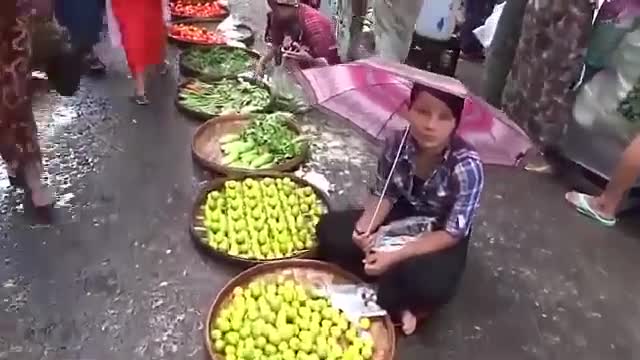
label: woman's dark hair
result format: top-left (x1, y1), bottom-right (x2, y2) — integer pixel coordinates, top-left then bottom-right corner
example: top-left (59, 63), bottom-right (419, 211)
top-left (409, 82), bottom-right (465, 126)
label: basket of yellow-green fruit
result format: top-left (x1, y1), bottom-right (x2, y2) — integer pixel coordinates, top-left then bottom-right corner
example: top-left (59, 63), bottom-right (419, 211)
top-left (204, 259), bottom-right (396, 360)
top-left (190, 174), bottom-right (330, 265)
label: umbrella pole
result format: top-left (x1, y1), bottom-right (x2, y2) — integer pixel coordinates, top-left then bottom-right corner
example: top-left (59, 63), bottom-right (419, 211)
top-left (366, 126), bottom-right (411, 234)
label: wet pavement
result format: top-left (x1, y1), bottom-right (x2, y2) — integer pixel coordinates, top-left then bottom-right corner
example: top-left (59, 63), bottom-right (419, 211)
top-left (3, 5), bottom-right (640, 360)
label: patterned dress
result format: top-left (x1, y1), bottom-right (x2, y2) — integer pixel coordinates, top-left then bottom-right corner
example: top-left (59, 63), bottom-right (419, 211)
top-left (0, 0), bottom-right (43, 175)
top-left (501, 0), bottom-right (593, 148)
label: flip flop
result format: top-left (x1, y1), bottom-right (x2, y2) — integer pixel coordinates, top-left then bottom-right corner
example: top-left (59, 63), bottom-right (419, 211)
top-left (565, 192), bottom-right (617, 227)
top-left (130, 94), bottom-right (150, 106)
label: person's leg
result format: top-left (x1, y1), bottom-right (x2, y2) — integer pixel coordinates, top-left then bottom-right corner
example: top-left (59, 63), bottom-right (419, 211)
top-left (376, 242), bottom-right (467, 335)
top-left (482, 0), bottom-right (527, 107)
top-left (12, 105), bottom-right (54, 207)
top-left (131, 66), bottom-right (149, 105)
top-left (460, 0), bottom-right (490, 58)
top-left (566, 135), bottom-right (640, 224)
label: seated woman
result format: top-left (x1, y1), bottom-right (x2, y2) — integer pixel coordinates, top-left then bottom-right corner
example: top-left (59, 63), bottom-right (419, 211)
top-left (317, 83), bottom-right (484, 335)
top-left (257, 0), bottom-right (339, 77)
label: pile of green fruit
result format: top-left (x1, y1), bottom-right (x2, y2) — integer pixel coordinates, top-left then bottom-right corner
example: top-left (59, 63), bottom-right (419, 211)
top-left (210, 277), bottom-right (375, 360)
top-left (219, 112), bottom-right (307, 170)
top-left (199, 177), bottom-right (325, 260)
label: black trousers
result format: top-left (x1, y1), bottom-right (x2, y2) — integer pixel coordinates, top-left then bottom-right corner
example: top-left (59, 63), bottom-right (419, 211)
top-left (316, 207), bottom-right (469, 316)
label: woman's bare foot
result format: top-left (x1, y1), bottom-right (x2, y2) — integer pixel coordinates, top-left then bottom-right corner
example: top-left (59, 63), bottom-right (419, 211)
top-left (400, 310), bottom-right (417, 335)
top-left (565, 191), bottom-right (616, 219)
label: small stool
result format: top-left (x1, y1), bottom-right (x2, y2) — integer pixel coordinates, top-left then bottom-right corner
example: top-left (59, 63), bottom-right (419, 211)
top-left (405, 33), bottom-right (461, 77)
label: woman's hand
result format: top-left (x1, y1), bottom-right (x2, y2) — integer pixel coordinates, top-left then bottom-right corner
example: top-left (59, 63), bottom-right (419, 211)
top-left (283, 48), bottom-right (314, 62)
top-left (352, 229), bottom-right (375, 251)
top-left (363, 250), bottom-right (398, 276)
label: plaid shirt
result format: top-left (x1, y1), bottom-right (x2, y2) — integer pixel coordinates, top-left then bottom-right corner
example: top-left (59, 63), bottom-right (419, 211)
top-left (372, 130), bottom-right (484, 241)
top-left (266, 4), bottom-right (340, 65)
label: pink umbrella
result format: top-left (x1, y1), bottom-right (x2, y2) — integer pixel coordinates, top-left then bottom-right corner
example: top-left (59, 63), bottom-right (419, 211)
top-left (295, 57), bottom-right (533, 167)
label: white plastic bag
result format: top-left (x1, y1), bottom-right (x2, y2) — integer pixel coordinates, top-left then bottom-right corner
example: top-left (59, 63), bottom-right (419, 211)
top-left (472, 2), bottom-right (505, 49)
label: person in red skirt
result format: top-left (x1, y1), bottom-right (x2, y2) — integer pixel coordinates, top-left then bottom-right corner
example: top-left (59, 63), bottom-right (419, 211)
top-left (257, 0), bottom-right (338, 77)
top-left (110, 0), bottom-right (166, 105)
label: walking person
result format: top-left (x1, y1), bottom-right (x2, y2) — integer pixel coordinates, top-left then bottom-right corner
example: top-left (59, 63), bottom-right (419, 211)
top-left (317, 82), bottom-right (484, 335)
top-left (372, 0), bottom-right (423, 63)
top-left (54, 0), bottom-right (107, 74)
top-left (108, 0), bottom-right (166, 105)
top-left (501, 0), bottom-right (593, 150)
top-left (1, 0), bottom-right (55, 207)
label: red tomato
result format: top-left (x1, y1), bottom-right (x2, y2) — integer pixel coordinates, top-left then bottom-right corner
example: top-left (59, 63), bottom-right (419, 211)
top-left (170, 1), bottom-right (228, 18)
top-left (169, 24), bottom-right (227, 45)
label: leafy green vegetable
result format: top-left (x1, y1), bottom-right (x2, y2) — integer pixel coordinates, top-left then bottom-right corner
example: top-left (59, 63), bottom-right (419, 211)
top-left (263, 94), bottom-right (307, 114)
top-left (218, 112), bottom-right (308, 170)
top-left (178, 78), bottom-right (271, 116)
top-left (183, 47), bottom-right (255, 78)
top-left (619, 79), bottom-right (640, 124)
top-left (243, 112), bottom-right (307, 161)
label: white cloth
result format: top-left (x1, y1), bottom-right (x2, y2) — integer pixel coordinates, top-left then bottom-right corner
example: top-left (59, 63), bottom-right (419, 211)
top-left (415, 0), bottom-right (459, 40)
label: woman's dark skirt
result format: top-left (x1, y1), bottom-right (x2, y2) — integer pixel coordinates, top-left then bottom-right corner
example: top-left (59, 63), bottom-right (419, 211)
top-left (316, 206), bottom-right (470, 316)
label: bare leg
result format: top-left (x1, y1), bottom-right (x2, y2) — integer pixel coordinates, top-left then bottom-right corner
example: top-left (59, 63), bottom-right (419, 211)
top-left (134, 71), bottom-right (146, 96)
top-left (131, 69), bottom-right (149, 105)
top-left (22, 161), bottom-right (53, 208)
top-left (566, 135), bottom-right (640, 219)
top-left (596, 136), bottom-right (640, 215)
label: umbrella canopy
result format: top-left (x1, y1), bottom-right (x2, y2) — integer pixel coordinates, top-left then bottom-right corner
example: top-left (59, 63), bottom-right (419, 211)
top-left (296, 57), bottom-right (533, 166)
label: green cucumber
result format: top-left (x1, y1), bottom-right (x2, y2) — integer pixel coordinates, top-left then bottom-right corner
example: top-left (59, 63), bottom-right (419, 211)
top-left (221, 152), bottom-right (240, 165)
top-left (241, 150), bottom-right (260, 163)
top-left (250, 153), bottom-right (274, 168)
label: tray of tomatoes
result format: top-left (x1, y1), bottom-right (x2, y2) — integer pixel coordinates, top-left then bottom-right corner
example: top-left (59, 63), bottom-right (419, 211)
top-left (169, 20), bottom-right (227, 46)
top-left (170, 0), bottom-right (229, 20)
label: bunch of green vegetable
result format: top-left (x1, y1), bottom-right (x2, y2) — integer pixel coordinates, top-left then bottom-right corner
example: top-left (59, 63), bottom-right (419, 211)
top-left (619, 79), bottom-right (640, 124)
top-left (178, 78), bottom-right (271, 116)
top-left (183, 47), bottom-right (255, 78)
top-left (219, 112), bottom-right (307, 170)
top-left (198, 177), bottom-right (325, 260)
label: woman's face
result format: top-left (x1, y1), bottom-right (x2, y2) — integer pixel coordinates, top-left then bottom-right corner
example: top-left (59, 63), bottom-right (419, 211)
top-left (406, 91), bottom-right (457, 151)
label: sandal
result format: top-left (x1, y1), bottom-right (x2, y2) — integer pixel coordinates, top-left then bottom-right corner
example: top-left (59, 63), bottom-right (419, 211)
top-left (159, 60), bottom-right (170, 76)
top-left (88, 57), bottom-right (107, 75)
top-left (130, 94), bottom-right (150, 106)
top-left (565, 191), bottom-right (617, 227)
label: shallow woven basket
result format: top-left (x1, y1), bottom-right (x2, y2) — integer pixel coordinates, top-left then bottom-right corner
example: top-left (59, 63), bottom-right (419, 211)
top-left (190, 173), bottom-right (331, 265)
top-left (175, 77), bottom-right (271, 121)
top-left (204, 259), bottom-right (397, 360)
top-left (179, 46), bottom-right (260, 80)
top-left (191, 114), bottom-right (308, 175)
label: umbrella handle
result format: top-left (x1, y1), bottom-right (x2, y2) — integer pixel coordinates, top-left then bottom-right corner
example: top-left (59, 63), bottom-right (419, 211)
top-left (366, 126), bottom-right (410, 234)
